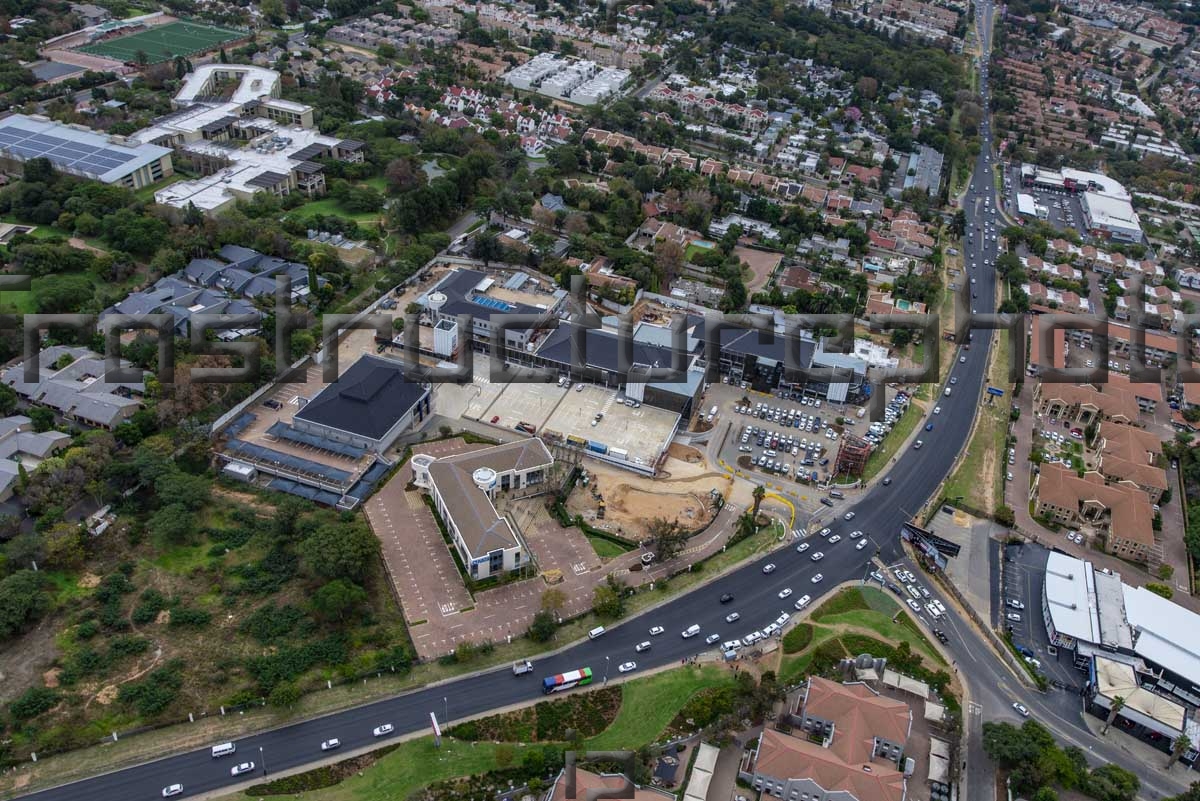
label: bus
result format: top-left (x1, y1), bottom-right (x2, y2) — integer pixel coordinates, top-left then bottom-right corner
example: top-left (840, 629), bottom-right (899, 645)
top-left (542, 667), bottom-right (593, 694)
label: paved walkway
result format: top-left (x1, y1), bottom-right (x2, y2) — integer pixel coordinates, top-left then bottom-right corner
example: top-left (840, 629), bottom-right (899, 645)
top-left (364, 437), bottom-right (751, 659)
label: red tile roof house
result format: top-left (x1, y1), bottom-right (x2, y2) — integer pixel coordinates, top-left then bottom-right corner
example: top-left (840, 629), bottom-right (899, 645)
top-left (742, 678), bottom-right (913, 801)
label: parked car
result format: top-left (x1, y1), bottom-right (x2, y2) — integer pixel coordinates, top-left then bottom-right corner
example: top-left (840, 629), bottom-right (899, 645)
top-left (1006, 613), bottom-right (1022, 622)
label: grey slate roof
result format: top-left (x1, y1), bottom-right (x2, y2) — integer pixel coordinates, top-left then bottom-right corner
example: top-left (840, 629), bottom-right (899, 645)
top-left (294, 355), bottom-right (427, 442)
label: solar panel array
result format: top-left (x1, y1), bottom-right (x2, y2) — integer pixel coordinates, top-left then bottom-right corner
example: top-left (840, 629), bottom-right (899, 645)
top-left (0, 124), bottom-right (141, 178)
top-left (225, 438), bottom-right (353, 484)
top-left (266, 420), bottom-right (366, 460)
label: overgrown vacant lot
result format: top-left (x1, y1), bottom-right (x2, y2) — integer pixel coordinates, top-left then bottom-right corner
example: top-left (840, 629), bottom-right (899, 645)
top-left (0, 487), bottom-right (411, 763)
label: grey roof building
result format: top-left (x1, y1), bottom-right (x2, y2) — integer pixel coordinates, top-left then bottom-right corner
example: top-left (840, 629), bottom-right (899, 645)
top-left (0, 415), bottom-right (71, 501)
top-left (412, 438), bottom-right (554, 580)
top-left (292, 354), bottom-right (431, 453)
top-left (1, 345), bottom-right (146, 429)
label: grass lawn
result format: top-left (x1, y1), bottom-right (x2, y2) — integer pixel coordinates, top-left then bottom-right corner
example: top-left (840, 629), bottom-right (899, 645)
top-left (585, 532), bottom-right (632, 559)
top-left (135, 174), bottom-right (186, 203)
top-left (229, 666), bottom-right (731, 801)
top-left (817, 608), bottom-right (946, 666)
top-left (585, 665), bottom-right (731, 750)
top-left (944, 320), bottom-right (1012, 513)
top-left (289, 198), bottom-right (384, 227)
top-left (779, 624), bottom-right (840, 684)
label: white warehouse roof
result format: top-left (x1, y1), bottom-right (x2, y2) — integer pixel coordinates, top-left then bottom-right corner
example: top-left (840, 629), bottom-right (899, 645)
top-left (1124, 585), bottom-right (1200, 686)
top-left (1044, 551), bottom-right (1101, 644)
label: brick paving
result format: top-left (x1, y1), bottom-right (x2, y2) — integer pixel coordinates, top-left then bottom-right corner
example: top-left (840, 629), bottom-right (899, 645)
top-left (364, 441), bottom-right (747, 659)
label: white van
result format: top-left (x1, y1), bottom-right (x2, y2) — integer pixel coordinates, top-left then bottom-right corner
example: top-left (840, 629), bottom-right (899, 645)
top-left (681, 624), bottom-right (701, 638)
top-left (211, 743), bottom-right (237, 758)
top-left (588, 626), bottom-right (606, 640)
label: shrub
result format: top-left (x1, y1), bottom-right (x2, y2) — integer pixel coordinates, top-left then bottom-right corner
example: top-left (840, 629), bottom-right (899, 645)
top-left (241, 603), bottom-right (308, 644)
top-left (131, 589), bottom-right (167, 624)
top-left (10, 687), bottom-right (61, 721)
top-left (168, 605), bottom-right (213, 628)
top-left (1144, 582), bottom-right (1173, 600)
top-left (118, 660), bottom-right (184, 717)
top-left (782, 623), bottom-right (814, 654)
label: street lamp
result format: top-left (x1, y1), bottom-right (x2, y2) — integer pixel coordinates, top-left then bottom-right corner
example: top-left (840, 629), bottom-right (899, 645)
top-left (260, 746), bottom-right (266, 776)
top-left (604, 655), bottom-right (610, 684)
top-left (443, 696), bottom-right (448, 722)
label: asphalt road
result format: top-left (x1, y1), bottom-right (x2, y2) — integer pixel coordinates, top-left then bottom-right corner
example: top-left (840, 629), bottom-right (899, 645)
top-left (23, 3), bottom-right (1186, 800)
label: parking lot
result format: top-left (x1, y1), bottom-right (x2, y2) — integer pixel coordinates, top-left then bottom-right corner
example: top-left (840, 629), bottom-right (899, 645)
top-left (729, 398), bottom-right (840, 483)
top-left (1005, 165), bottom-right (1089, 238)
top-left (998, 541), bottom-right (1086, 691)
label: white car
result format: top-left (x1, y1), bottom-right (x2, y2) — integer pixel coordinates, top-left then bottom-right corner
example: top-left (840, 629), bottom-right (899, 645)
top-left (819, 527), bottom-right (831, 537)
top-left (373, 724), bottom-right (395, 737)
top-left (856, 538), bottom-right (868, 550)
top-left (636, 641), bottom-right (652, 652)
top-left (907, 599), bottom-right (921, 612)
top-left (796, 542), bottom-right (810, 553)
top-left (726, 611), bottom-right (741, 623)
top-left (828, 535), bottom-right (842, 544)
top-left (762, 563), bottom-right (777, 574)
top-left (321, 739), bottom-right (341, 751)
top-left (933, 406), bottom-right (941, 414)
top-left (162, 786), bottom-right (184, 798)
top-left (795, 595), bottom-right (812, 610)
top-left (1012, 702), bottom-right (1030, 717)
top-left (776, 612), bottom-right (790, 626)
top-left (231, 762), bottom-right (256, 777)
top-left (649, 625), bottom-right (665, 636)
top-left (811, 551), bottom-right (824, 562)
top-left (778, 588), bottom-right (793, 599)
top-left (811, 573), bottom-right (824, 584)
top-left (618, 661), bottom-right (636, 673)
top-left (844, 512), bottom-right (855, 521)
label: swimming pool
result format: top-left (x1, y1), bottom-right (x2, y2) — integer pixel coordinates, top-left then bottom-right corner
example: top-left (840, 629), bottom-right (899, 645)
top-left (691, 240), bottom-right (716, 249)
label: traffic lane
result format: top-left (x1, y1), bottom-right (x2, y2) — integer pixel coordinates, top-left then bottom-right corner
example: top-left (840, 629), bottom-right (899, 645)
top-left (28, 546), bottom-right (876, 801)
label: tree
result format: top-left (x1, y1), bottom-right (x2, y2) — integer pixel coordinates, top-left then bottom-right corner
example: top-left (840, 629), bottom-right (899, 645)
top-left (299, 520), bottom-right (378, 582)
top-left (648, 517), bottom-right (688, 562)
top-left (540, 588), bottom-right (567, 615)
top-left (28, 407), bottom-right (54, 432)
top-left (994, 506), bottom-right (1015, 527)
top-left (1086, 763), bottom-right (1139, 801)
top-left (260, 0), bottom-right (286, 24)
top-left (1168, 734), bottom-right (1192, 770)
top-left (384, 157), bottom-right (425, 193)
top-left (1033, 788), bottom-right (1059, 801)
top-left (1102, 695), bottom-right (1124, 734)
top-left (0, 570), bottom-right (47, 641)
top-left (268, 681), bottom-right (301, 708)
top-left (311, 579), bottom-right (369, 623)
top-left (471, 232), bottom-right (501, 267)
top-left (41, 522), bottom-right (85, 570)
top-left (653, 238), bottom-right (686, 286)
top-left (1166, 782), bottom-right (1200, 801)
top-left (751, 485), bottom-right (766, 520)
top-left (0, 384), bottom-right (18, 416)
top-left (528, 609), bottom-right (558, 642)
top-left (593, 579), bottom-right (625, 619)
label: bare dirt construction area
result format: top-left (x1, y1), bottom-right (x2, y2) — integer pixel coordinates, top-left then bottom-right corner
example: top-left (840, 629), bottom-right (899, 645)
top-left (736, 245), bottom-right (783, 293)
top-left (567, 458), bottom-right (732, 540)
top-left (667, 443), bottom-right (705, 464)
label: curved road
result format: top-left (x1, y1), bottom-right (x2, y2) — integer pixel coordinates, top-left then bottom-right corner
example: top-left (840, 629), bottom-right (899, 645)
top-left (21, 4), bottom-right (1186, 800)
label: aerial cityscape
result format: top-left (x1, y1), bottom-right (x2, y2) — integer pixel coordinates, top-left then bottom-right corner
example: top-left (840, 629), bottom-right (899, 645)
top-left (0, 0), bottom-right (1197, 800)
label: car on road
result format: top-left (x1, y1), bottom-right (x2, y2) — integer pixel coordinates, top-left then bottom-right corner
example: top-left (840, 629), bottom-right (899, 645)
top-left (725, 612), bottom-right (740, 623)
top-left (828, 535), bottom-right (842, 544)
top-left (1012, 702), bottom-right (1030, 717)
top-left (682, 624), bottom-right (701, 638)
top-left (870, 571), bottom-right (884, 582)
top-left (618, 661), bottom-right (637, 673)
top-left (811, 573), bottom-right (824, 584)
top-left (1006, 613), bottom-right (1022, 622)
top-left (794, 594), bottom-right (812, 609)
top-left (778, 588), bottom-right (793, 599)
top-left (162, 785), bottom-right (184, 798)
top-left (705, 633), bottom-right (721, 645)
top-left (811, 551), bottom-right (824, 562)
top-left (720, 593), bottom-right (734, 604)
top-left (374, 724), bottom-right (395, 737)
top-left (321, 739), bottom-right (341, 751)
top-left (1006, 472), bottom-right (1014, 482)
top-left (882, 477), bottom-right (892, 485)
top-left (762, 563), bottom-right (777, 574)
top-left (636, 641), bottom-right (652, 652)
top-left (819, 528), bottom-right (831, 537)
top-left (907, 599), bottom-right (921, 612)
top-left (231, 762), bottom-right (256, 776)
top-left (856, 538), bottom-right (869, 550)
top-left (913, 440), bottom-right (923, 449)
top-left (844, 512), bottom-right (855, 520)
top-left (960, 356), bottom-right (967, 363)
top-left (950, 377), bottom-right (958, 385)
top-left (796, 542), bottom-right (810, 553)
top-left (933, 406), bottom-right (941, 415)
top-left (1007, 599), bottom-right (1025, 610)
top-left (649, 625), bottom-right (665, 636)
top-left (925, 423), bottom-right (934, 432)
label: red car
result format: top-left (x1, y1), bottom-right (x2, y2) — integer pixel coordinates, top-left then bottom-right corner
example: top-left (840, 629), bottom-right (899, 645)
top-left (490, 415), bottom-right (500, 424)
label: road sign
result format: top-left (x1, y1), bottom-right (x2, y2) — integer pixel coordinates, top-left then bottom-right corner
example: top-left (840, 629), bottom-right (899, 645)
top-left (987, 386), bottom-right (1005, 396)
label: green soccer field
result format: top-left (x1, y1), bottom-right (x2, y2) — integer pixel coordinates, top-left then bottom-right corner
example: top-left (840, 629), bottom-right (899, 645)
top-left (78, 20), bottom-right (244, 63)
